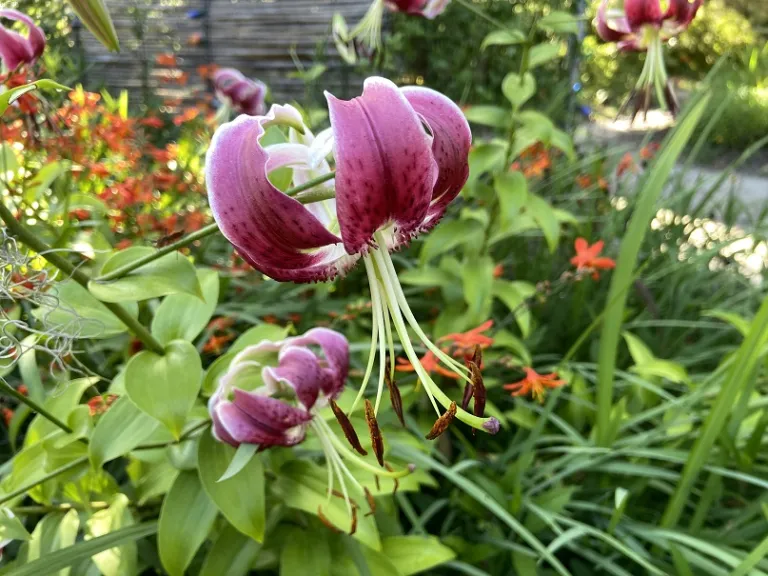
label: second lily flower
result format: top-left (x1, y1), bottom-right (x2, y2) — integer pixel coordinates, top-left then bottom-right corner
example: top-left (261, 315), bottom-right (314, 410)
top-left (206, 76), bottom-right (499, 437)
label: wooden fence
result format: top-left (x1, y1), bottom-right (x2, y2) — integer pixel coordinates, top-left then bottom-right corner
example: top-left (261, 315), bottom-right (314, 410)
top-left (77, 0), bottom-right (369, 107)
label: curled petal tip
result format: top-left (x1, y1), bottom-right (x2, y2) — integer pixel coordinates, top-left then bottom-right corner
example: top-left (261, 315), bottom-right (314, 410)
top-left (483, 417), bottom-right (500, 435)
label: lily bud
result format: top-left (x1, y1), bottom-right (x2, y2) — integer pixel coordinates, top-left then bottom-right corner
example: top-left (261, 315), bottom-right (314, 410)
top-left (0, 10), bottom-right (45, 71)
top-left (66, 0), bottom-right (120, 52)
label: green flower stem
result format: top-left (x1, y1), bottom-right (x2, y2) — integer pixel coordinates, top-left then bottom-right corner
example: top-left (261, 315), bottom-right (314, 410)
top-left (132, 419), bottom-right (210, 451)
top-left (94, 172), bottom-right (337, 283)
top-left (11, 502), bottom-right (110, 514)
top-left (0, 456), bottom-right (88, 507)
top-left (452, 0), bottom-right (508, 31)
top-left (0, 200), bottom-right (166, 356)
top-left (0, 378), bottom-right (73, 434)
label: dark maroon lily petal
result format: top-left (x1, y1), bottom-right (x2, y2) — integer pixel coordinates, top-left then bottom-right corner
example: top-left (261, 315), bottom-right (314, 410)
top-left (625, 0), bottom-right (664, 30)
top-left (213, 402), bottom-right (307, 447)
top-left (326, 77), bottom-right (438, 254)
top-left (664, 0), bottom-right (702, 28)
top-left (233, 389), bottom-right (313, 432)
top-left (288, 328), bottom-right (350, 399)
top-left (594, 0), bottom-right (632, 43)
top-left (385, 0), bottom-right (449, 18)
top-left (0, 9), bottom-right (45, 71)
top-left (401, 86), bottom-right (471, 229)
top-left (206, 107), bottom-right (350, 282)
top-left (263, 345), bottom-right (324, 410)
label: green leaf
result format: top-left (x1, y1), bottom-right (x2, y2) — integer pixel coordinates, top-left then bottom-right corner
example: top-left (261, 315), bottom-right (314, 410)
top-left (538, 11), bottom-right (579, 33)
top-left (0, 507), bottom-right (31, 541)
top-left (703, 309), bottom-right (750, 336)
top-left (527, 43), bottom-right (562, 69)
top-left (633, 360), bottom-right (688, 384)
top-left (18, 335), bottom-right (44, 403)
top-left (462, 256), bottom-right (494, 323)
top-left (22, 510), bottom-right (80, 576)
top-left (468, 143), bottom-right (507, 183)
top-left (420, 220), bottom-right (484, 264)
top-left (280, 527), bottom-right (331, 576)
top-left (622, 332), bottom-right (655, 365)
top-left (25, 161), bottom-right (70, 203)
top-left (26, 378), bottom-right (97, 445)
top-left (89, 247), bottom-right (202, 303)
top-left (494, 171), bottom-right (528, 226)
top-left (464, 105), bottom-right (511, 128)
top-left (198, 432), bottom-right (266, 542)
top-left (502, 72), bottom-right (536, 109)
top-left (276, 460), bottom-right (380, 550)
top-left (551, 128), bottom-right (576, 160)
top-left (151, 268), bottom-right (220, 346)
top-left (231, 323), bottom-right (291, 353)
top-left (493, 280), bottom-right (536, 338)
top-left (0, 143), bottom-right (19, 179)
top-left (10, 522), bottom-right (157, 576)
top-left (517, 110), bottom-right (554, 144)
top-left (89, 395), bottom-right (160, 468)
top-left (125, 340), bottom-right (202, 439)
top-left (596, 92), bottom-right (710, 448)
top-left (217, 443), bottom-right (259, 482)
top-left (0, 80), bottom-right (67, 115)
top-left (481, 28), bottom-right (525, 49)
top-left (399, 267), bottom-right (456, 290)
top-left (200, 522), bottom-right (262, 576)
top-left (86, 494), bottom-right (137, 576)
top-left (526, 194), bottom-right (560, 252)
top-left (381, 536), bottom-right (456, 575)
top-left (493, 330), bottom-right (532, 364)
top-left (33, 280), bottom-right (138, 339)
top-left (159, 471), bottom-right (218, 576)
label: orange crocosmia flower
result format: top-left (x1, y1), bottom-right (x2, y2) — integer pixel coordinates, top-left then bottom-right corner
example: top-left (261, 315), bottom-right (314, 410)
top-left (17, 384), bottom-right (28, 396)
top-left (156, 53), bottom-right (177, 67)
top-left (208, 316), bottom-right (235, 332)
top-left (395, 351), bottom-right (459, 379)
top-left (87, 394), bottom-right (118, 416)
top-left (202, 333), bottom-right (235, 354)
top-left (115, 239), bottom-right (133, 250)
top-left (570, 238), bottom-right (616, 280)
top-left (2, 407), bottom-right (14, 427)
top-left (493, 264), bottom-right (503, 278)
top-left (140, 116), bottom-right (165, 129)
top-left (503, 367), bottom-right (566, 402)
top-left (617, 152), bottom-right (637, 176)
top-left (173, 107), bottom-right (200, 126)
top-left (184, 211), bottom-right (206, 233)
top-left (438, 320), bottom-right (494, 358)
top-left (187, 32), bottom-right (203, 46)
top-left (640, 142), bottom-right (659, 160)
top-left (598, 177), bottom-right (609, 191)
top-left (576, 174), bottom-right (593, 189)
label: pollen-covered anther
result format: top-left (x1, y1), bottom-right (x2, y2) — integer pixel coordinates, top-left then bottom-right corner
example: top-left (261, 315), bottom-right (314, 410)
top-left (425, 401), bottom-right (457, 440)
top-left (461, 382), bottom-right (474, 411)
top-left (469, 361), bottom-right (486, 422)
top-left (364, 399), bottom-right (385, 466)
top-left (385, 368), bottom-right (405, 426)
top-left (364, 486), bottom-right (376, 516)
top-left (331, 399), bottom-right (368, 456)
top-left (349, 505), bottom-right (358, 535)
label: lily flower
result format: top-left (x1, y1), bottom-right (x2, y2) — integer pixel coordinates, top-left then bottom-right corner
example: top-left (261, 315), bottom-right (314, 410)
top-left (503, 367), bottom-right (567, 403)
top-left (212, 68), bottom-right (267, 118)
top-left (350, 0), bottom-right (450, 57)
top-left (209, 327), bottom-right (412, 529)
top-left (570, 238), bottom-right (616, 280)
top-left (594, 0), bottom-right (702, 118)
top-left (206, 76), bottom-right (499, 437)
top-left (0, 10), bottom-right (45, 72)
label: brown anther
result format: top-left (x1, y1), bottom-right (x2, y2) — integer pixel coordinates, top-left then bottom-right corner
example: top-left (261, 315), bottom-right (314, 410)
top-left (471, 344), bottom-right (482, 368)
top-left (330, 400), bottom-right (367, 456)
top-left (385, 463), bottom-right (400, 494)
top-left (317, 506), bottom-right (341, 533)
top-left (374, 475), bottom-right (381, 491)
top-left (385, 369), bottom-right (405, 426)
top-left (461, 381), bottom-right (474, 411)
top-left (349, 505), bottom-right (358, 535)
top-left (364, 399), bottom-right (385, 466)
top-left (364, 487), bottom-right (376, 516)
top-left (469, 361), bottom-right (487, 435)
top-left (425, 401), bottom-right (457, 440)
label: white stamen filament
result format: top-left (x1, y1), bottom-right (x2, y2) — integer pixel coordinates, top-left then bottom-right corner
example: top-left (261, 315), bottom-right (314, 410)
top-left (311, 419), bottom-right (353, 517)
top-left (349, 262), bottom-right (380, 414)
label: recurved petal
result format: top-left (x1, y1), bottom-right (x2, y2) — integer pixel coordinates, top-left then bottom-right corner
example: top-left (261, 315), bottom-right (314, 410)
top-left (0, 10), bottom-right (45, 64)
top-left (213, 401), bottom-right (307, 447)
top-left (232, 389), bottom-right (313, 432)
top-left (288, 328), bottom-right (350, 399)
top-left (326, 76), bottom-right (438, 254)
top-left (664, 0), bottom-right (702, 28)
top-left (594, 0), bottom-right (631, 42)
top-left (401, 86), bottom-right (471, 228)
top-left (624, 0), bottom-right (663, 30)
top-left (263, 345), bottom-right (323, 410)
top-left (206, 110), bottom-right (349, 282)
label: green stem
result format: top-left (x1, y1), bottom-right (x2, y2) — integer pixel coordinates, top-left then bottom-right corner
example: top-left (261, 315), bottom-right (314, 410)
top-left (284, 171), bottom-right (336, 197)
top-left (95, 222), bottom-right (221, 282)
top-left (0, 456), bottom-right (88, 507)
top-left (94, 173), bottom-right (337, 283)
top-left (11, 502), bottom-right (110, 514)
top-left (452, 0), bottom-right (508, 30)
top-left (0, 379), bottom-right (72, 434)
top-left (0, 201), bottom-right (165, 355)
